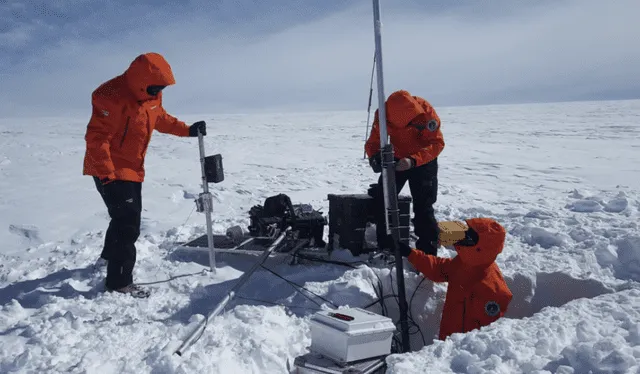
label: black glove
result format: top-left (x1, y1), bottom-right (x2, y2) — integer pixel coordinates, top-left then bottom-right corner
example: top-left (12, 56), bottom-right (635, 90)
top-left (369, 152), bottom-right (382, 173)
top-left (397, 241), bottom-right (413, 257)
top-left (189, 121), bottom-right (207, 137)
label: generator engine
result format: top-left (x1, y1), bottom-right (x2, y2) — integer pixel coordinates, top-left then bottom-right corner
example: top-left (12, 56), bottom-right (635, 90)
top-left (248, 194), bottom-right (327, 248)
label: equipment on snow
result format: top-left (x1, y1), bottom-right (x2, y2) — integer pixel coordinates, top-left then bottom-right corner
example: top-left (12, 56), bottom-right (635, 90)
top-left (327, 192), bottom-right (411, 256)
top-left (370, 0), bottom-right (411, 353)
top-left (204, 154), bottom-right (224, 183)
top-left (437, 221), bottom-right (470, 247)
top-left (289, 307), bottom-right (392, 373)
top-left (179, 194), bottom-right (328, 261)
top-left (290, 352), bottom-right (386, 373)
top-left (248, 193), bottom-right (327, 248)
top-left (309, 307), bottom-right (395, 364)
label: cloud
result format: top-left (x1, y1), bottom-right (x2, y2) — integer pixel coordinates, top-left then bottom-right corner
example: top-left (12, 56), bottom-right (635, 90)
top-left (1, 0), bottom-right (639, 118)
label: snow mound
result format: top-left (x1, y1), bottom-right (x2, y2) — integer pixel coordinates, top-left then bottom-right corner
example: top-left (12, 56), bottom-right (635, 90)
top-left (385, 289), bottom-right (640, 374)
top-left (614, 236), bottom-right (640, 282)
top-left (165, 306), bottom-right (311, 374)
top-left (566, 191), bottom-right (631, 214)
top-left (510, 225), bottom-right (569, 249)
top-left (604, 197), bottom-right (629, 213)
top-left (566, 199), bottom-right (603, 213)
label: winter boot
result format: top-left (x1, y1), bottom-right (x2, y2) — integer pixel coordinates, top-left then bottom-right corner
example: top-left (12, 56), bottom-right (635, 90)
top-left (106, 283), bottom-right (150, 298)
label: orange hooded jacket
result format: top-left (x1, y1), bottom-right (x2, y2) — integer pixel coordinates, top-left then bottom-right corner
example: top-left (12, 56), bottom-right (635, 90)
top-left (407, 218), bottom-right (512, 341)
top-left (364, 90), bottom-right (444, 167)
top-left (82, 52), bottom-right (191, 183)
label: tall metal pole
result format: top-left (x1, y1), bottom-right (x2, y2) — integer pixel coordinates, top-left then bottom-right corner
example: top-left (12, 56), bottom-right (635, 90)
top-left (363, 54), bottom-right (376, 159)
top-left (198, 130), bottom-right (216, 272)
top-left (371, 0), bottom-right (411, 353)
top-left (174, 227), bottom-right (291, 356)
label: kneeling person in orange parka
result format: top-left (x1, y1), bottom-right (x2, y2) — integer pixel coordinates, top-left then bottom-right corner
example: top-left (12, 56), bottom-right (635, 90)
top-left (397, 218), bottom-right (513, 341)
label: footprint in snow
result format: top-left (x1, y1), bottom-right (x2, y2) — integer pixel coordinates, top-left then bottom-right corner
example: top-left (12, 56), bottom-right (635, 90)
top-left (9, 224), bottom-right (42, 244)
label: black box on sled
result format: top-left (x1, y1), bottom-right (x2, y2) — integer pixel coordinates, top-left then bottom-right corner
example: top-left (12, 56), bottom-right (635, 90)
top-left (291, 352), bottom-right (386, 374)
top-left (327, 193), bottom-right (411, 255)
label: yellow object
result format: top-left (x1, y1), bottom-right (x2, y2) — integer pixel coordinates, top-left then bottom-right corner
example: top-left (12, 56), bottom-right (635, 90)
top-left (437, 221), bottom-right (469, 246)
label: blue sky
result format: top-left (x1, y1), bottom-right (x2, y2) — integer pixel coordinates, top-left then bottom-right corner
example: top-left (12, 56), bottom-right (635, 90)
top-left (1, 0), bottom-right (639, 117)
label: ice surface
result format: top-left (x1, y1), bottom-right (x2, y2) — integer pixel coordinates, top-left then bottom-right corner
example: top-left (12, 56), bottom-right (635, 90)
top-left (1, 99), bottom-right (640, 373)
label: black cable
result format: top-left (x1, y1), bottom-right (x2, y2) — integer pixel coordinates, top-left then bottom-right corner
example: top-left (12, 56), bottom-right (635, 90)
top-left (235, 296), bottom-right (323, 312)
top-left (291, 252), bottom-right (364, 269)
top-left (388, 269), bottom-right (427, 347)
top-left (362, 294), bottom-right (397, 309)
top-left (292, 252), bottom-right (391, 316)
top-left (409, 278), bottom-right (426, 309)
top-left (259, 264), bottom-right (338, 308)
top-left (406, 274), bottom-right (430, 346)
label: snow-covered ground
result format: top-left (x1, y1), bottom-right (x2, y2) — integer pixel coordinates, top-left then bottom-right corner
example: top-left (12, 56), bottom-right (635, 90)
top-left (1, 99), bottom-right (640, 373)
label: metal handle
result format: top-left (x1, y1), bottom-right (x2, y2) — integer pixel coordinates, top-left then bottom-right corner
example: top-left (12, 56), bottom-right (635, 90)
top-left (197, 130), bottom-right (216, 271)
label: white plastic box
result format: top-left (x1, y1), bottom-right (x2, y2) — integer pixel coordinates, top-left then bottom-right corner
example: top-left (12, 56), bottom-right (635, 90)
top-left (309, 307), bottom-right (396, 364)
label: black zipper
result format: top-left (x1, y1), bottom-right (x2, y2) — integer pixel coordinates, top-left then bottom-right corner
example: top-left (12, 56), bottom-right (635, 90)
top-left (120, 117), bottom-right (130, 148)
top-left (139, 113), bottom-right (152, 169)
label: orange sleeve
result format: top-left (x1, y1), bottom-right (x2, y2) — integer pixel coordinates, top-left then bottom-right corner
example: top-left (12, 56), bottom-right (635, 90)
top-left (84, 94), bottom-right (117, 180)
top-left (155, 108), bottom-right (190, 136)
top-left (364, 111), bottom-right (381, 158)
top-left (410, 99), bottom-right (444, 166)
top-left (407, 249), bottom-right (453, 282)
top-left (410, 129), bottom-right (444, 167)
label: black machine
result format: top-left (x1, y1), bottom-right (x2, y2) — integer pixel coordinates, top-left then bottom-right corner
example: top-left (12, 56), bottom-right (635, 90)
top-left (327, 184), bottom-right (412, 256)
top-left (248, 194), bottom-right (327, 249)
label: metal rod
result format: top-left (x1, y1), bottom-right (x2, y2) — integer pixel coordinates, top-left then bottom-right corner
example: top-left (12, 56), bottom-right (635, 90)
top-left (371, 0), bottom-right (411, 353)
top-left (233, 237), bottom-right (256, 249)
top-left (174, 227), bottom-right (291, 356)
top-left (172, 243), bottom-right (332, 259)
top-left (364, 53), bottom-right (376, 159)
top-left (197, 130), bottom-right (216, 272)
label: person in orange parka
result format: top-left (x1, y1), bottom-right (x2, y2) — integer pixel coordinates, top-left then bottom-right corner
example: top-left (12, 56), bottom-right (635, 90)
top-left (83, 52), bottom-right (207, 298)
top-left (365, 90), bottom-right (444, 256)
top-left (397, 218), bottom-right (513, 341)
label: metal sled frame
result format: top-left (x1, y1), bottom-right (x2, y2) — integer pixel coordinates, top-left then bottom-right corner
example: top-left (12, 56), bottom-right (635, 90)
top-left (173, 230), bottom-right (336, 265)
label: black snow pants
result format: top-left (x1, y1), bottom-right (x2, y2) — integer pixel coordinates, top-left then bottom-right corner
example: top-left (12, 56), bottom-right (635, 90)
top-left (373, 158), bottom-right (439, 256)
top-left (93, 177), bottom-right (142, 290)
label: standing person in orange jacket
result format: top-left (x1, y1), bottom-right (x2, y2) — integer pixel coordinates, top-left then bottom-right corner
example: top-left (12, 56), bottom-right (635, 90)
top-left (365, 90), bottom-right (445, 256)
top-left (397, 218), bottom-right (513, 340)
top-left (83, 52), bottom-right (207, 298)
